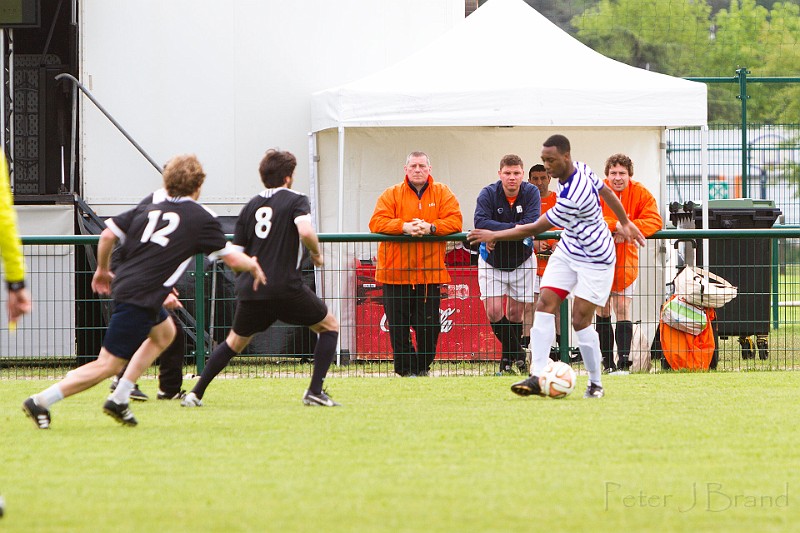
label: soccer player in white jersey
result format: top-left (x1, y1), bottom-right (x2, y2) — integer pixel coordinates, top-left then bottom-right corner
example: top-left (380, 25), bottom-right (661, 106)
top-left (468, 135), bottom-right (646, 399)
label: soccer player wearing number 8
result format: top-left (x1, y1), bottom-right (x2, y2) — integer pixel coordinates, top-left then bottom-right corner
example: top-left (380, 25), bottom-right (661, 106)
top-left (182, 149), bottom-right (342, 407)
top-left (22, 155), bottom-right (266, 429)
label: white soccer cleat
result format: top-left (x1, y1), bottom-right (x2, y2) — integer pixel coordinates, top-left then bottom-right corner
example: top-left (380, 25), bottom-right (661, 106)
top-left (180, 392), bottom-right (203, 407)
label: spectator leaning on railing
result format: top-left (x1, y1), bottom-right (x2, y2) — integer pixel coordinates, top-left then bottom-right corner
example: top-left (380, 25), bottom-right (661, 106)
top-left (0, 151), bottom-right (32, 328)
top-left (369, 151), bottom-right (462, 377)
top-left (596, 153), bottom-right (663, 373)
top-left (474, 154), bottom-right (540, 375)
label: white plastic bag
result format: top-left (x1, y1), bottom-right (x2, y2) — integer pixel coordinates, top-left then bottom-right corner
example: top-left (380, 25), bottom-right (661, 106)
top-left (673, 266), bottom-right (737, 309)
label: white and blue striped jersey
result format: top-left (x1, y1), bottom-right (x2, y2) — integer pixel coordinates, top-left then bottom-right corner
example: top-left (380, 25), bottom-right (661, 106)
top-left (544, 161), bottom-right (615, 266)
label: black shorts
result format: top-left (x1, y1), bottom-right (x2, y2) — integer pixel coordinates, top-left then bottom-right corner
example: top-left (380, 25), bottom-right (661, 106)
top-left (102, 302), bottom-right (169, 360)
top-left (232, 286), bottom-right (328, 337)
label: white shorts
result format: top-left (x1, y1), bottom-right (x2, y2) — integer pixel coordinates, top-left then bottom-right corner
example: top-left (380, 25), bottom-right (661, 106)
top-left (478, 255), bottom-right (537, 303)
top-left (539, 249), bottom-right (614, 306)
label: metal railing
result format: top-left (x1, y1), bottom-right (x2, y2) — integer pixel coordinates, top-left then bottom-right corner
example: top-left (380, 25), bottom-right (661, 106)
top-left (3, 229), bottom-right (800, 380)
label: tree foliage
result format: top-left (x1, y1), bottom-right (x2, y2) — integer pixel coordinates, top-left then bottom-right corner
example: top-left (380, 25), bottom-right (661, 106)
top-left (569, 0), bottom-right (800, 123)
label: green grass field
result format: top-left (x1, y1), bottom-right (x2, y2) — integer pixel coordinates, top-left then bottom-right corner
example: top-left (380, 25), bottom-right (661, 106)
top-left (2, 372), bottom-right (798, 532)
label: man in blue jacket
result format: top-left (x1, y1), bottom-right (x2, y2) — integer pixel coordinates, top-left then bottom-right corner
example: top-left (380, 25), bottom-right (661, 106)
top-left (474, 154), bottom-right (540, 374)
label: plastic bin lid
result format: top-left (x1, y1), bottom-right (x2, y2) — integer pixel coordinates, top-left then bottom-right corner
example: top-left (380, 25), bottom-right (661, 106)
top-left (705, 198), bottom-right (777, 209)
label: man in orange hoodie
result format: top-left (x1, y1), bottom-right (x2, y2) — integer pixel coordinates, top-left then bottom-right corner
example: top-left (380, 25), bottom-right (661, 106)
top-left (596, 153), bottom-right (662, 372)
top-left (369, 151), bottom-right (462, 376)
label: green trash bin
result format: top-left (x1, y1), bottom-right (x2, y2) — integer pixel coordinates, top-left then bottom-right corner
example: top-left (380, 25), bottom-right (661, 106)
top-left (692, 199), bottom-right (781, 359)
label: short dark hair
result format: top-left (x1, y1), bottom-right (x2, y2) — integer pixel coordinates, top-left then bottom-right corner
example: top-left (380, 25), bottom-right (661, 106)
top-left (543, 134), bottom-right (571, 154)
top-left (604, 153), bottom-right (634, 177)
top-left (259, 149), bottom-right (297, 188)
top-left (162, 154), bottom-right (205, 197)
top-left (500, 154), bottom-right (523, 170)
top-left (528, 164), bottom-right (546, 178)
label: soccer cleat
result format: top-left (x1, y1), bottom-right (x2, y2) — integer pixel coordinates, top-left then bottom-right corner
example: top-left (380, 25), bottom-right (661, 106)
top-left (180, 392), bottom-right (203, 407)
top-left (510, 375), bottom-right (545, 397)
top-left (302, 389), bottom-right (341, 407)
top-left (514, 359), bottom-right (528, 375)
top-left (158, 390), bottom-right (186, 400)
top-left (22, 397), bottom-right (51, 429)
top-left (110, 377), bottom-right (149, 402)
top-left (103, 398), bottom-right (138, 426)
top-left (130, 385), bottom-right (149, 402)
top-left (584, 382), bottom-right (605, 399)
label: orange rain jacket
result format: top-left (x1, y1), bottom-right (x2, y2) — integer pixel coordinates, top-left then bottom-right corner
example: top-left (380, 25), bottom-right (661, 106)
top-left (600, 179), bottom-right (663, 292)
top-left (369, 175), bottom-right (462, 285)
top-left (536, 191), bottom-right (558, 277)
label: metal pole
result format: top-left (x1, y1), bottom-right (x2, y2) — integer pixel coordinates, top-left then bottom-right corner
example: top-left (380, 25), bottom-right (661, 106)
top-left (8, 29), bottom-right (13, 182)
top-left (54, 73), bottom-right (163, 174)
top-left (772, 238), bottom-right (779, 330)
top-left (194, 254), bottom-right (206, 373)
top-left (701, 125), bottom-right (710, 268)
top-left (1, 29), bottom-right (5, 152)
top-left (736, 67), bottom-right (749, 197)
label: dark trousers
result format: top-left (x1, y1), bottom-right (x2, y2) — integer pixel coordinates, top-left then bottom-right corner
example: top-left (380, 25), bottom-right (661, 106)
top-left (382, 283), bottom-right (441, 376)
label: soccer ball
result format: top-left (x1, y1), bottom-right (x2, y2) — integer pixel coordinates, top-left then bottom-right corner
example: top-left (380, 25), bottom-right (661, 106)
top-left (540, 360), bottom-right (577, 399)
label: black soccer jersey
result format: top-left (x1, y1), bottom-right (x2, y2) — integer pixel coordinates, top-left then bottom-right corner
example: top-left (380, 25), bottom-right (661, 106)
top-left (106, 195), bottom-right (229, 310)
top-left (233, 188), bottom-right (311, 300)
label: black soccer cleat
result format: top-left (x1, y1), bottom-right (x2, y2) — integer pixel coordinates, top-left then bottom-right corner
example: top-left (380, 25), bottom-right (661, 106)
top-left (22, 397), bottom-right (51, 429)
top-left (103, 398), bottom-right (138, 426)
top-left (157, 390), bottom-right (186, 400)
top-left (510, 375), bottom-right (545, 397)
top-left (584, 382), bottom-right (605, 399)
top-left (302, 389), bottom-right (341, 407)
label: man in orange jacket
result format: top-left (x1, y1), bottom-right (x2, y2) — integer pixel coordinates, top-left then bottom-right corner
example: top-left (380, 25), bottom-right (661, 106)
top-left (596, 153), bottom-right (663, 372)
top-left (369, 151), bottom-right (462, 376)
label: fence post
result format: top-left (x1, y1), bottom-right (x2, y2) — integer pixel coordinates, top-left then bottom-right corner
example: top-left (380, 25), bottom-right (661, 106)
top-left (736, 67), bottom-right (750, 196)
top-left (194, 253), bottom-right (207, 373)
top-left (772, 237), bottom-right (779, 330)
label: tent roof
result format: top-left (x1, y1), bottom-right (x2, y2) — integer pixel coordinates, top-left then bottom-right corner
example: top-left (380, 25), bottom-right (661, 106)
top-left (311, 0), bottom-right (707, 131)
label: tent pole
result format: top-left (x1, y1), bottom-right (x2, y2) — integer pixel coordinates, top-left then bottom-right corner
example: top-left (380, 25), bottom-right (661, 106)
top-left (308, 132), bottom-right (320, 230)
top-left (337, 126), bottom-right (345, 233)
top-left (335, 126), bottom-right (345, 365)
top-left (700, 125), bottom-right (709, 268)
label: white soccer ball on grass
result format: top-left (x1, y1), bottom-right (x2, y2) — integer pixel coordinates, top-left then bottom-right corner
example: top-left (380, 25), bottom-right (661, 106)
top-left (539, 360), bottom-right (577, 399)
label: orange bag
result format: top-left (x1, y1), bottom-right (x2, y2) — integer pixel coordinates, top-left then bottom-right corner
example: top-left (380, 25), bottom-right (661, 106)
top-left (660, 298), bottom-right (716, 371)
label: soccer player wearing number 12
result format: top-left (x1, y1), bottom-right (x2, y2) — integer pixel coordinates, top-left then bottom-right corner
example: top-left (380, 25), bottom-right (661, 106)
top-left (181, 149), bottom-right (341, 408)
top-left (22, 154), bottom-right (266, 429)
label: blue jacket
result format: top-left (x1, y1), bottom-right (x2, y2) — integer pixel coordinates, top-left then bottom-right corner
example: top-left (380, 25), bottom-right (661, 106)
top-left (474, 180), bottom-right (540, 270)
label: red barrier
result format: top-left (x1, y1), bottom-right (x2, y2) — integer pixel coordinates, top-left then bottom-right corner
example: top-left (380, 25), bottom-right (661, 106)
top-left (354, 263), bottom-right (501, 360)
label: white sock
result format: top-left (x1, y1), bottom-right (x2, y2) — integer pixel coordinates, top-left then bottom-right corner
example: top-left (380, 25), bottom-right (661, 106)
top-left (530, 312), bottom-right (556, 375)
top-left (575, 325), bottom-right (602, 385)
top-left (34, 384), bottom-right (64, 408)
top-left (110, 378), bottom-right (135, 404)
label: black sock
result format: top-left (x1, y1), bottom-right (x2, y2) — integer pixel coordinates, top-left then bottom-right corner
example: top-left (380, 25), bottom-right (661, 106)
top-left (310, 331), bottom-right (338, 394)
top-left (490, 317), bottom-right (511, 364)
top-left (615, 320), bottom-right (633, 367)
top-left (596, 315), bottom-right (615, 370)
top-left (521, 335), bottom-right (531, 349)
top-left (192, 341), bottom-right (237, 399)
top-left (508, 321), bottom-right (524, 361)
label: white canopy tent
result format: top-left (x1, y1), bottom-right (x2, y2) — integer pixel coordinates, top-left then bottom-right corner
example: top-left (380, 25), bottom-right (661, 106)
top-left (310, 0), bottom-right (708, 361)
top-left (310, 0), bottom-right (707, 234)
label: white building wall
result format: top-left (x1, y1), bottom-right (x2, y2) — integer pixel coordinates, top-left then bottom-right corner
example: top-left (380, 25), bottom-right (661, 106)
top-left (79, 0), bottom-right (463, 216)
